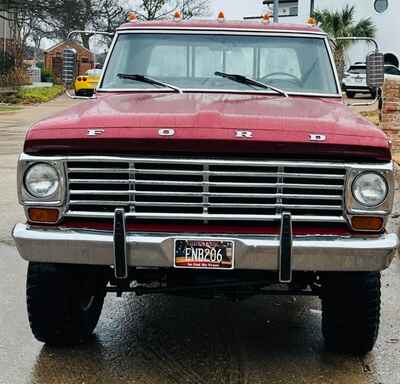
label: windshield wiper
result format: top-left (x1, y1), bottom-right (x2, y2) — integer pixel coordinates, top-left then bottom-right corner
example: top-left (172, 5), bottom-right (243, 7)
top-left (117, 73), bottom-right (183, 94)
top-left (215, 71), bottom-right (288, 98)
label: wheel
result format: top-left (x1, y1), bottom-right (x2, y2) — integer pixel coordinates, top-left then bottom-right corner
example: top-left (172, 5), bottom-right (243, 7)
top-left (26, 262), bottom-right (109, 346)
top-left (346, 91), bottom-right (356, 98)
top-left (321, 272), bottom-right (381, 355)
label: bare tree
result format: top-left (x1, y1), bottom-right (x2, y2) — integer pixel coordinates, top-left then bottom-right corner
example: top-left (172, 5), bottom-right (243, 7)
top-left (136, 0), bottom-right (210, 21)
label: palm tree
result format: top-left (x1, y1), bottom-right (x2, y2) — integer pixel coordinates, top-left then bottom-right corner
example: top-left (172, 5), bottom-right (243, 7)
top-left (314, 5), bottom-right (376, 80)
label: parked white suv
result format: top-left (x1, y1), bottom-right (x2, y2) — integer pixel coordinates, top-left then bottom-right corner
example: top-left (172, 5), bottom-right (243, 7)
top-left (342, 63), bottom-right (400, 98)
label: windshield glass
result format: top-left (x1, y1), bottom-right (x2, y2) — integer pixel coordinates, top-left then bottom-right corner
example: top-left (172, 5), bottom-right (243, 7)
top-left (101, 33), bottom-right (338, 95)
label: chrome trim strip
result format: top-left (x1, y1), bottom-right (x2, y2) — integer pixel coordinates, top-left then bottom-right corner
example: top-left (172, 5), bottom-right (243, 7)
top-left (13, 224), bottom-right (398, 271)
top-left (116, 27), bottom-right (328, 37)
top-left (63, 211), bottom-right (346, 222)
top-left (96, 88), bottom-right (343, 98)
top-left (67, 167), bottom-right (346, 179)
top-left (68, 190), bottom-right (343, 200)
top-left (68, 179), bottom-right (344, 190)
top-left (68, 201), bottom-right (342, 210)
top-left (22, 154), bottom-right (384, 168)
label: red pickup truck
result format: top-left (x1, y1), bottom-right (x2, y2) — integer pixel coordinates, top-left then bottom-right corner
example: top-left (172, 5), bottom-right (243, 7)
top-left (13, 19), bottom-right (398, 355)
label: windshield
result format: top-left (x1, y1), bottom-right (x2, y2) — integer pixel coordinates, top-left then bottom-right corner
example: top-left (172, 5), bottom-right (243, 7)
top-left (101, 33), bottom-right (338, 95)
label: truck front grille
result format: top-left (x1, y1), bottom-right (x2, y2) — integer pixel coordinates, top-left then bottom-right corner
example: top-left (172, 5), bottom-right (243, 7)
top-left (65, 157), bottom-right (347, 223)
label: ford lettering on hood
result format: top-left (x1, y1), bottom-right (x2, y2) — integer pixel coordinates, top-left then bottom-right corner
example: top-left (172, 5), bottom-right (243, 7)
top-left (25, 92), bottom-right (390, 161)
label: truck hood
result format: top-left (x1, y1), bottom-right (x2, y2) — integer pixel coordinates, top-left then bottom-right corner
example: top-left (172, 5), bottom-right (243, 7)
top-left (25, 92), bottom-right (390, 161)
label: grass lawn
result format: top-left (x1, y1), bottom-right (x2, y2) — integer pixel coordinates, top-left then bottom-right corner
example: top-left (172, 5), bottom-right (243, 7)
top-left (360, 111), bottom-right (380, 126)
top-left (16, 85), bottom-right (64, 104)
top-left (0, 105), bottom-right (21, 113)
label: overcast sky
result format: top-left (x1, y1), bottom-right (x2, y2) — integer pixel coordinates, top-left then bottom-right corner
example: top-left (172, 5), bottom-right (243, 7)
top-left (208, 0), bottom-right (266, 19)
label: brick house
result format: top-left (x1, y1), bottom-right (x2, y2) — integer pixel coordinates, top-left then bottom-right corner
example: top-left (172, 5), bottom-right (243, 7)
top-left (44, 40), bottom-right (95, 83)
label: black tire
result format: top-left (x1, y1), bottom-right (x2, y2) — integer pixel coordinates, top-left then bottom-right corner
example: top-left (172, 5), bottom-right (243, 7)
top-left (346, 91), bottom-right (356, 98)
top-left (321, 272), bottom-right (381, 355)
top-left (27, 262), bottom-right (109, 346)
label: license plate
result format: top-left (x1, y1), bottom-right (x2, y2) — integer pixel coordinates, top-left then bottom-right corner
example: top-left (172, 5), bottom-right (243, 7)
top-left (174, 239), bottom-right (234, 270)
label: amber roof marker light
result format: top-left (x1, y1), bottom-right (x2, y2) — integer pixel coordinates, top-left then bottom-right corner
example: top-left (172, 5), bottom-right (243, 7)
top-left (217, 11), bottom-right (225, 22)
top-left (306, 17), bottom-right (317, 26)
top-left (127, 11), bottom-right (138, 22)
top-left (262, 14), bottom-right (271, 24)
top-left (174, 10), bottom-right (183, 21)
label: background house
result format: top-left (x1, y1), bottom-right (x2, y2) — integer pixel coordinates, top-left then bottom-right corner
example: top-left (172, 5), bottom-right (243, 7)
top-left (263, 0), bottom-right (399, 68)
top-left (44, 40), bottom-right (95, 83)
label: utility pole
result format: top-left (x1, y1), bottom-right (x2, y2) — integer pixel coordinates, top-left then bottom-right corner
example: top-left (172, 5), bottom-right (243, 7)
top-left (273, 0), bottom-right (279, 22)
top-left (310, 0), bottom-right (315, 16)
top-left (263, 0), bottom-right (279, 22)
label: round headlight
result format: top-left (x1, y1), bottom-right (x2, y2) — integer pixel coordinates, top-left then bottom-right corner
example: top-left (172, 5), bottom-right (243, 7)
top-left (352, 172), bottom-right (388, 207)
top-left (24, 163), bottom-right (60, 198)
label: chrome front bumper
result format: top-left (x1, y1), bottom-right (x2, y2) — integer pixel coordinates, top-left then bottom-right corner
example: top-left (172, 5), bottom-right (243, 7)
top-left (12, 224), bottom-right (399, 272)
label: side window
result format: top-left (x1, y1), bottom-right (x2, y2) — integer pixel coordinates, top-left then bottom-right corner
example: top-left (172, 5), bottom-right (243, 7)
top-left (259, 48), bottom-right (301, 78)
top-left (147, 46), bottom-right (187, 77)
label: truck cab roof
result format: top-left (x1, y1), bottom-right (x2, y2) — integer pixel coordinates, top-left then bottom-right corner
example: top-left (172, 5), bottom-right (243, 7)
top-left (117, 19), bottom-right (324, 35)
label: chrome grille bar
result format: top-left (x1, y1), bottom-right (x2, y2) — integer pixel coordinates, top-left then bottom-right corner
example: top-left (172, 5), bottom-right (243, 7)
top-left (68, 168), bottom-right (345, 179)
top-left (65, 157), bottom-right (347, 223)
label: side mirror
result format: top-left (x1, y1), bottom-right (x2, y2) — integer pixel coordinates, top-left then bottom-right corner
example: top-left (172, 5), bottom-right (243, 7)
top-left (62, 48), bottom-right (77, 86)
top-left (366, 52), bottom-right (385, 89)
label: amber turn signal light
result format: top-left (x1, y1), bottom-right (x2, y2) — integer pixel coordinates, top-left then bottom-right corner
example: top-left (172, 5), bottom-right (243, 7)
top-left (28, 208), bottom-right (59, 223)
top-left (351, 216), bottom-right (384, 231)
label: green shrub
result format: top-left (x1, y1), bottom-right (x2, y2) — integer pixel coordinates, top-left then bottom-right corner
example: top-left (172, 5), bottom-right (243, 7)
top-left (41, 68), bottom-right (54, 83)
top-left (16, 85), bottom-right (65, 104)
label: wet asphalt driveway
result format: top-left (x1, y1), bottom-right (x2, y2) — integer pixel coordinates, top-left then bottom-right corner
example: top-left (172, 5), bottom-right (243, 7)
top-left (0, 96), bottom-right (399, 384)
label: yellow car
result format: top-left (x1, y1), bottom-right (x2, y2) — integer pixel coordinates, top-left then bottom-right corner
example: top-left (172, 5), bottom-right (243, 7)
top-left (74, 69), bottom-right (102, 96)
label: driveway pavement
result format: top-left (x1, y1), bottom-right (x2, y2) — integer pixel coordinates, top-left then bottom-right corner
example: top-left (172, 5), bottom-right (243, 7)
top-left (0, 96), bottom-right (399, 384)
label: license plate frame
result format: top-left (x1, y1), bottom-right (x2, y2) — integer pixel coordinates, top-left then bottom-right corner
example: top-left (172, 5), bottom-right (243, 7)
top-left (174, 239), bottom-right (235, 270)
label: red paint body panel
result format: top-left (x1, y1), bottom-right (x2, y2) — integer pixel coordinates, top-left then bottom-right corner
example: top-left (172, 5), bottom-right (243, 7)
top-left (35, 219), bottom-right (374, 237)
top-left (25, 93), bottom-right (390, 161)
